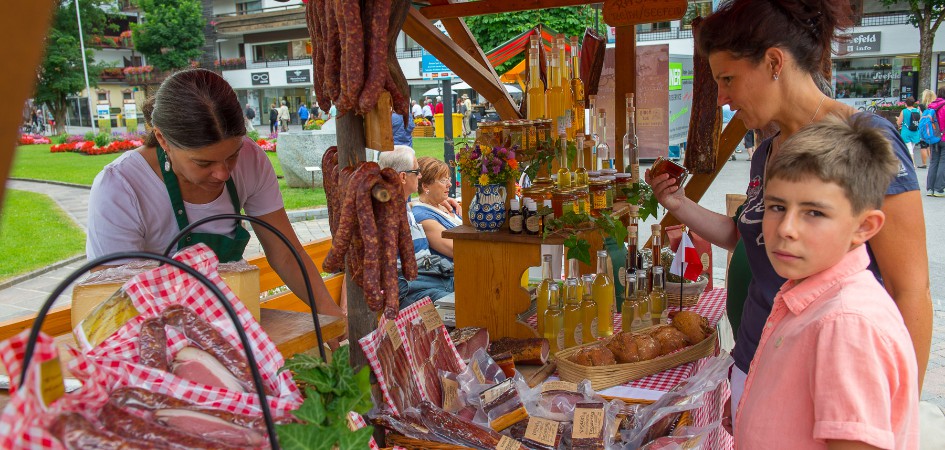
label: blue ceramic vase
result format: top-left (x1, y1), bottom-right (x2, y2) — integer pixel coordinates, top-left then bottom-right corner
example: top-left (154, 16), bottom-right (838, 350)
top-left (468, 183), bottom-right (507, 232)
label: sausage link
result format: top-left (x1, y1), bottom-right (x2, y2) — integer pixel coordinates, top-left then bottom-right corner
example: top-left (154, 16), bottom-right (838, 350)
top-left (162, 305), bottom-right (267, 396)
top-left (380, 168), bottom-right (418, 280)
top-left (137, 317), bottom-right (168, 371)
top-left (323, 163), bottom-right (366, 272)
top-left (357, 0), bottom-right (392, 113)
top-left (356, 165), bottom-right (384, 310)
top-left (374, 175), bottom-right (402, 318)
top-left (339, 0), bottom-right (364, 113)
top-left (385, 73), bottom-right (409, 118)
top-left (324, 0), bottom-right (341, 104)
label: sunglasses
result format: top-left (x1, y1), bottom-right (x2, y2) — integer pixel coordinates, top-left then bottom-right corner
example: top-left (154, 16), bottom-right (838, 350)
top-left (401, 169), bottom-right (421, 176)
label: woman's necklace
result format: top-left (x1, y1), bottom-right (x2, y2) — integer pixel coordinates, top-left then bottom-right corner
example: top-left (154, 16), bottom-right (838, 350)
top-left (766, 95), bottom-right (828, 180)
top-left (420, 196), bottom-right (449, 214)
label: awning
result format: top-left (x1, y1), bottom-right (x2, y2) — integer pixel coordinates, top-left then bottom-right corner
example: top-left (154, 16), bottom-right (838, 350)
top-left (485, 24), bottom-right (570, 69)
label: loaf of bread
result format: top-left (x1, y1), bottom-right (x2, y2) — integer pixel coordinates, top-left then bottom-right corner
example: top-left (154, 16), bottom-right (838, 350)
top-left (671, 311), bottom-right (713, 344)
top-left (650, 326), bottom-right (690, 356)
top-left (569, 344), bottom-right (616, 366)
top-left (606, 332), bottom-right (661, 363)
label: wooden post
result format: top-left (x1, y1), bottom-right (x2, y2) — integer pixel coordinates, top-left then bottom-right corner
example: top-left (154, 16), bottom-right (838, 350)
top-left (613, 25), bottom-right (636, 171)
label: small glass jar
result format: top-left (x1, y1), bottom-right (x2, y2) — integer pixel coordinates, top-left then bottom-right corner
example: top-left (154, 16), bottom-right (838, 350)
top-left (572, 186), bottom-right (590, 215)
top-left (552, 188), bottom-right (576, 219)
top-left (600, 175), bottom-right (617, 207)
top-left (523, 120), bottom-right (538, 153)
top-left (649, 156), bottom-right (689, 188)
top-left (615, 173), bottom-right (633, 202)
top-left (508, 121), bottom-right (525, 150)
top-left (588, 179), bottom-right (613, 217)
top-left (533, 176), bottom-right (554, 191)
top-left (522, 187), bottom-right (546, 206)
top-left (587, 170), bottom-right (601, 179)
top-left (600, 168), bottom-right (618, 177)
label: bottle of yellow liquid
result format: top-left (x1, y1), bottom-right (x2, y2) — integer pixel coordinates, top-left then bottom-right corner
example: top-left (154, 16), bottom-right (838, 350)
top-left (563, 277), bottom-right (582, 348)
top-left (526, 46), bottom-right (546, 121)
top-left (543, 282), bottom-right (564, 354)
top-left (650, 266), bottom-right (668, 325)
top-left (535, 254), bottom-right (553, 337)
top-left (580, 274), bottom-right (598, 342)
top-left (621, 270), bottom-right (637, 333)
top-left (546, 50), bottom-right (566, 137)
top-left (633, 268), bottom-right (650, 331)
top-left (592, 250), bottom-right (614, 337)
top-left (556, 131), bottom-right (572, 189)
top-left (557, 35), bottom-right (573, 137)
top-left (574, 133), bottom-right (588, 187)
top-left (569, 36), bottom-right (585, 140)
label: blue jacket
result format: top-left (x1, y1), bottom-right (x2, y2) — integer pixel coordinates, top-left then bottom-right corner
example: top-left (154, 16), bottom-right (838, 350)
top-left (298, 105), bottom-right (309, 121)
top-left (392, 112), bottom-right (415, 146)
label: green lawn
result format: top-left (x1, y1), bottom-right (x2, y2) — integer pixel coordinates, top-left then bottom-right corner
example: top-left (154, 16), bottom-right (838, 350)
top-left (0, 190), bottom-right (86, 282)
top-left (12, 144), bottom-right (123, 185)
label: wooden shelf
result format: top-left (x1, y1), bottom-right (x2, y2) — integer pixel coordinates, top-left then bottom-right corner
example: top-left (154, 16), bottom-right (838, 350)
top-left (443, 225), bottom-right (567, 244)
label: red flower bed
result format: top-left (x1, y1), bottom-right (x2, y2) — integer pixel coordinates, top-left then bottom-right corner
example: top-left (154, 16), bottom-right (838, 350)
top-left (18, 134), bottom-right (51, 145)
top-left (49, 140), bottom-right (142, 155)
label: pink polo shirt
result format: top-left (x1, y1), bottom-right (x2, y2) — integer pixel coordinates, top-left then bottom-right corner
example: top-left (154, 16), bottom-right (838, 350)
top-left (734, 245), bottom-right (918, 449)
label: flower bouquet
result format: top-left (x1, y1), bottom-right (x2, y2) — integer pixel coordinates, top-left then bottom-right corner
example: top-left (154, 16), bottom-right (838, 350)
top-left (457, 143), bottom-right (521, 231)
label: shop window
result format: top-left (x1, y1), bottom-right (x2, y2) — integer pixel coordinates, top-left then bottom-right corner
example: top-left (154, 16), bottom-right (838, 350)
top-left (97, 92), bottom-right (108, 102)
top-left (237, 0), bottom-right (262, 14)
top-left (290, 39), bottom-right (313, 60)
top-left (122, 91), bottom-right (133, 100)
top-left (833, 57), bottom-right (910, 99)
top-left (253, 42), bottom-right (290, 62)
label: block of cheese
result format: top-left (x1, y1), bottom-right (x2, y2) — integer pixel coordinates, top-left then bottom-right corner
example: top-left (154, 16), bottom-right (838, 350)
top-left (71, 260), bottom-right (260, 329)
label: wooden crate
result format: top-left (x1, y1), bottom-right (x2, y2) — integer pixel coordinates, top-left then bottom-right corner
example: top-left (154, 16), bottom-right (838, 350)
top-left (413, 125), bottom-right (434, 138)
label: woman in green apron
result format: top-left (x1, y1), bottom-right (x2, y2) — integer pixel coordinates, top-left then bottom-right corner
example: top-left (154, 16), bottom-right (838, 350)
top-left (87, 69), bottom-right (345, 319)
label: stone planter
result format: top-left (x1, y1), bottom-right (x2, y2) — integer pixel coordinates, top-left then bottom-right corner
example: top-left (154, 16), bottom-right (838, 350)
top-left (275, 128), bottom-right (338, 188)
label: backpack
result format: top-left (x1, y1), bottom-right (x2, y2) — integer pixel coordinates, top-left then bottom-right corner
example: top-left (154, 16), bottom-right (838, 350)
top-left (907, 108), bottom-right (920, 132)
top-left (919, 106), bottom-right (942, 145)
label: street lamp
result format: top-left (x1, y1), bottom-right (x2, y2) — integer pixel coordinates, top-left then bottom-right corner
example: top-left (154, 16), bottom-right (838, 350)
top-left (75, 0), bottom-right (96, 132)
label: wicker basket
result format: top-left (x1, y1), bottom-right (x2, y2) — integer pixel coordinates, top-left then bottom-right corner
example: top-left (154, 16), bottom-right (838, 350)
top-left (554, 328), bottom-right (719, 391)
top-left (664, 277), bottom-right (708, 307)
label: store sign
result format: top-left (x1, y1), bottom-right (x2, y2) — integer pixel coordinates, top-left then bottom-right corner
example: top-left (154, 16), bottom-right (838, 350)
top-left (844, 32), bottom-right (881, 54)
top-left (96, 104), bottom-right (110, 120)
top-left (421, 50), bottom-right (454, 80)
top-left (286, 69), bottom-right (311, 84)
top-left (251, 72), bottom-right (270, 86)
top-left (603, 0), bottom-right (687, 27)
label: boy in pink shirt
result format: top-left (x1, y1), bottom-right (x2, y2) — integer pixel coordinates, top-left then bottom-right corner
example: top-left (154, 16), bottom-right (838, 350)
top-left (734, 115), bottom-right (919, 450)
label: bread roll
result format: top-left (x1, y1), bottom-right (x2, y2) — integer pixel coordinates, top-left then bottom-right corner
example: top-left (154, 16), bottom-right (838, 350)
top-left (569, 344), bottom-right (616, 366)
top-left (671, 311), bottom-right (712, 344)
top-left (650, 326), bottom-right (689, 356)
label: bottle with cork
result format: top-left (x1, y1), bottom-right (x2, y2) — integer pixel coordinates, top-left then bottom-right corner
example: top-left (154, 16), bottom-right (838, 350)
top-left (592, 249), bottom-right (615, 337)
top-left (573, 133), bottom-right (588, 187)
top-left (563, 277), bottom-right (582, 348)
top-left (526, 36), bottom-right (546, 121)
top-left (595, 109), bottom-right (611, 170)
top-left (650, 265), bottom-right (668, 325)
top-left (587, 94), bottom-right (598, 170)
top-left (580, 274), bottom-right (598, 342)
top-left (622, 93), bottom-right (640, 181)
top-left (632, 268), bottom-right (650, 331)
top-left (569, 36), bottom-right (585, 140)
top-left (649, 223), bottom-right (662, 289)
top-left (535, 254), bottom-right (553, 337)
top-left (544, 282), bottom-right (564, 353)
top-left (556, 130), bottom-right (571, 189)
top-left (621, 270), bottom-right (635, 332)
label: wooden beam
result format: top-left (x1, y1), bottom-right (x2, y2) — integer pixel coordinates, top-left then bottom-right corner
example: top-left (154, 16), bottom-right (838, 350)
top-left (420, 0), bottom-right (587, 21)
top-left (404, 8), bottom-right (522, 120)
top-left (613, 26), bottom-right (636, 171)
top-left (660, 115), bottom-right (747, 228)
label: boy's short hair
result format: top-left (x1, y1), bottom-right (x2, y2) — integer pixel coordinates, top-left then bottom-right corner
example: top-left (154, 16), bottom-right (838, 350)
top-left (766, 114), bottom-right (899, 213)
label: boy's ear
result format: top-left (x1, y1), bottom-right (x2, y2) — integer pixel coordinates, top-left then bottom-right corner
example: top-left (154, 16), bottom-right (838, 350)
top-left (852, 209), bottom-right (885, 246)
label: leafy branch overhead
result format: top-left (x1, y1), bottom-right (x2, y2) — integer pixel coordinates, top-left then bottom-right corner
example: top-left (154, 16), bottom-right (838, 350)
top-left (277, 345), bottom-right (374, 450)
top-left (132, 0), bottom-right (206, 71)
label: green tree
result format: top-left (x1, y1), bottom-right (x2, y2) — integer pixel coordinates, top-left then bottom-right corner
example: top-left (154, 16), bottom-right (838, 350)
top-left (132, 0), bottom-right (206, 71)
top-left (466, 7), bottom-right (602, 74)
top-left (882, 0), bottom-right (945, 92)
top-left (34, 0), bottom-right (113, 134)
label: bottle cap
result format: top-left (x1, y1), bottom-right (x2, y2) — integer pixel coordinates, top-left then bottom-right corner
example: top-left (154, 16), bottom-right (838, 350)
top-left (651, 223), bottom-right (661, 233)
top-left (543, 199), bottom-right (552, 207)
top-left (597, 250), bottom-right (608, 258)
top-left (510, 198), bottom-right (520, 210)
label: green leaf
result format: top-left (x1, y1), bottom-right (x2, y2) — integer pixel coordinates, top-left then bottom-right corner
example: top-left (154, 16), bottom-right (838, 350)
top-left (351, 368), bottom-right (374, 414)
top-left (291, 388), bottom-right (327, 424)
top-left (326, 385), bottom-right (372, 422)
top-left (276, 423), bottom-right (336, 450)
top-left (337, 424), bottom-right (374, 450)
top-left (564, 235), bottom-right (591, 265)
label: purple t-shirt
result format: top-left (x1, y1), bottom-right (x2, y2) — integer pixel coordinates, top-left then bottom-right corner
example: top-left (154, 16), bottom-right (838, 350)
top-left (732, 112), bottom-right (919, 373)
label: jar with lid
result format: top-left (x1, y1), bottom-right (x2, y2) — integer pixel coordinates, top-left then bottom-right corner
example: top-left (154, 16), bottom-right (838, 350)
top-left (600, 168), bottom-right (618, 177)
top-left (615, 173), bottom-right (633, 202)
top-left (523, 120), bottom-right (538, 153)
top-left (600, 175), bottom-right (617, 207)
top-left (535, 120), bottom-right (552, 151)
top-left (587, 170), bottom-right (601, 179)
top-left (588, 179), bottom-right (613, 217)
top-left (508, 121), bottom-right (525, 150)
top-left (552, 188), bottom-right (576, 220)
top-left (572, 186), bottom-right (590, 215)
top-left (533, 176), bottom-right (554, 191)
top-left (522, 187), bottom-right (547, 207)
top-left (499, 121), bottom-right (513, 148)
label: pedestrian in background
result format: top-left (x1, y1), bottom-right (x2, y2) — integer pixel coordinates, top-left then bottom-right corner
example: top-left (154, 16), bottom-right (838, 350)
top-left (897, 96), bottom-right (921, 168)
top-left (269, 103), bottom-right (278, 135)
top-left (244, 103), bottom-right (256, 132)
top-left (422, 99), bottom-right (433, 121)
top-left (919, 89), bottom-right (935, 168)
top-left (278, 100), bottom-right (290, 132)
top-left (392, 111), bottom-right (415, 147)
top-left (461, 94), bottom-right (472, 136)
top-left (411, 99), bottom-right (422, 119)
top-left (927, 87), bottom-right (945, 196)
top-left (298, 103), bottom-right (309, 126)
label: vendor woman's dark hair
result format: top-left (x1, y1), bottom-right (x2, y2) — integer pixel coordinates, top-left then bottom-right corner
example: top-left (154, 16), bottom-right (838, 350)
top-left (142, 69), bottom-right (245, 149)
top-left (695, 0), bottom-right (853, 77)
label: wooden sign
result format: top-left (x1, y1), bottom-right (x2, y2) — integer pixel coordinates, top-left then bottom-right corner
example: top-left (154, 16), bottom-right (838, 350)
top-left (603, 0), bottom-right (688, 27)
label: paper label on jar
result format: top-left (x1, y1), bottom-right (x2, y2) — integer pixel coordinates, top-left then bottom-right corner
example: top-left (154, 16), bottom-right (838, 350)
top-left (509, 215), bottom-right (524, 232)
top-left (526, 215), bottom-right (541, 232)
top-left (572, 406), bottom-right (605, 439)
top-left (592, 192), bottom-right (607, 209)
top-left (574, 324), bottom-right (583, 346)
top-left (442, 376), bottom-right (461, 412)
top-left (385, 320), bottom-right (402, 350)
top-left (471, 359), bottom-right (486, 384)
top-left (617, 266), bottom-right (627, 288)
top-left (556, 330), bottom-right (565, 355)
top-left (524, 417), bottom-right (560, 446)
top-left (419, 302), bottom-right (444, 332)
top-left (481, 378), bottom-right (514, 405)
top-left (38, 357), bottom-right (65, 409)
top-left (496, 435), bottom-right (523, 450)
top-left (541, 380), bottom-right (578, 393)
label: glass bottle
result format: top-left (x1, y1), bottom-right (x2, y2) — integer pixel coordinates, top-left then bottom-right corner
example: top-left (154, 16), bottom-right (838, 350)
top-left (587, 95), bottom-right (598, 171)
top-left (526, 46), bottom-right (546, 121)
top-left (558, 35), bottom-right (573, 137)
top-left (556, 131), bottom-right (571, 189)
top-left (623, 93), bottom-right (640, 182)
top-left (535, 254), bottom-right (553, 337)
top-left (580, 274), bottom-right (598, 342)
top-left (569, 36), bottom-right (585, 140)
top-left (563, 277), bottom-right (582, 348)
top-left (650, 224), bottom-right (662, 288)
top-left (632, 269), bottom-right (650, 331)
top-left (525, 199), bottom-right (541, 235)
top-left (544, 282), bottom-right (564, 354)
top-left (626, 224), bottom-right (638, 276)
top-left (621, 270), bottom-right (636, 332)
top-left (546, 50), bottom-right (566, 137)
top-left (508, 198), bottom-right (523, 234)
top-left (592, 250), bottom-right (615, 337)
top-left (573, 133), bottom-right (588, 187)
top-left (596, 109), bottom-right (611, 170)
top-left (650, 266), bottom-right (668, 325)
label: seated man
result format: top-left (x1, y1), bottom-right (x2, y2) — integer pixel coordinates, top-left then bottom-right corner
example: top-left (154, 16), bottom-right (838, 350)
top-left (378, 145), bottom-right (454, 307)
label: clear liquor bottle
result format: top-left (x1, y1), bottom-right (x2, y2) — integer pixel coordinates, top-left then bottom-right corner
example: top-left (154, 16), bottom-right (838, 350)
top-left (650, 266), bottom-right (668, 325)
top-left (622, 93), bottom-right (640, 182)
top-left (574, 133), bottom-right (587, 187)
top-left (595, 109), bottom-right (611, 170)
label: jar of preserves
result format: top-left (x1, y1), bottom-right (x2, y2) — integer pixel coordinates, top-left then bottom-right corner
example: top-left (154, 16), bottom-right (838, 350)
top-left (508, 121), bottom-right (525, 149)
top-left (589, 179), bottom-right (613, 217)
top-left (587, 170), bottom-right (601, 179)
top-left (523, 120), bottom-right (538, 153)
top-left (615, 173), bottom-right (633, 202)
top-left (572, 186), bottom-right (590, 215)
top-left (600, 168), bottom-right (618, 177)
top-left (522, 187), bottom-right (545, 206)
top-left (600, 175), bottom-right (617, 207)
top-left (552, 188), bottom-right (576, 220)
top-left (533, 176), bottom-right (554, 191)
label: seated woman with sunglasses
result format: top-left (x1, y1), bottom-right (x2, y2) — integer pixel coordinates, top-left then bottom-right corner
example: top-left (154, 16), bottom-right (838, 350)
top-left (410, 157), bottom-right (462, 262)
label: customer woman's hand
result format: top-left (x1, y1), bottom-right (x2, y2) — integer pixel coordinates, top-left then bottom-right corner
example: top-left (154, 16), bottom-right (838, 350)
top-left (645, 168), bottom-right (687, 213)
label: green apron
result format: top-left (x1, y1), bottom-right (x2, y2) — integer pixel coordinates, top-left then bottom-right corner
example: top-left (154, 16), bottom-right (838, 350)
top-left (157, 145), bottom-right (250, 262)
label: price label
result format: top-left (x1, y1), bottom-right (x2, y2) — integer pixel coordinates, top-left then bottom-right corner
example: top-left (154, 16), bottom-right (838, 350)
top-left (471, 359), bottom-right (486, 384)
top-left (496, 435), bottom-right (523, 450)
top-left (441, 376), bottom-right (461, 412)
top-left (481, 378), bottom-right (514, 404)
top-left (38, 357), bottom-right (65, 409)
top-left (385, 320), bottom-right (402, 350)
top-left (419, 303), bottom-right (444, 331)
top-left (541, 380), bottom-right (578, 393)
top-left (524, 417), bottom-right (560, 446)
top-left (572, 406), bottom-right (605, 439)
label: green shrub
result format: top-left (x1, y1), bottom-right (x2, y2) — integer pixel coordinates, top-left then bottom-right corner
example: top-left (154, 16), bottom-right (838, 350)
top-left (51, 134), bottom-right (68, 145)
top-left (84, 131), bottom-right (96, 141)
top-left (93, 132), bottom-right (111, 148)
top-left (247, 129), bottom-right (260, 141)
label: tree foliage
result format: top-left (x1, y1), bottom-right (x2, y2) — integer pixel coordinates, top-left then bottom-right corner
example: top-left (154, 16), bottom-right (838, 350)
top-left (132, 0), bottom-right (206, 71)
top-left (34, 0), bottom-right (113, 134)
top-left (881, 0), bottom-right (945, 92)
top-left (466, 7), bottom-right (604, 74)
